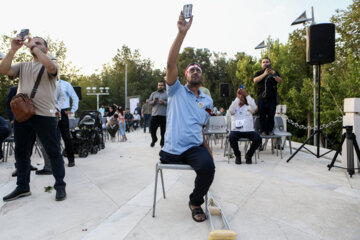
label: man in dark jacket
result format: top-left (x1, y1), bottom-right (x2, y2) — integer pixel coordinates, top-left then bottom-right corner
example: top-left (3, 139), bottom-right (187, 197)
top-left (253, 57), bottom-right (282, 136)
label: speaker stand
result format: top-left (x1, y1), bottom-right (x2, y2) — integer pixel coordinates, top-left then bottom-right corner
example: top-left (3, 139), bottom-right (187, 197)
top-left (287, 64), bottom-right (337, 162)
top-left (327, 126), bottom-right (360, 177)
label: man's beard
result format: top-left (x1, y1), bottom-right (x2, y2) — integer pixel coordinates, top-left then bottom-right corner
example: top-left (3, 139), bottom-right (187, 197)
top-left (188, 75), bottom-right (202, 86)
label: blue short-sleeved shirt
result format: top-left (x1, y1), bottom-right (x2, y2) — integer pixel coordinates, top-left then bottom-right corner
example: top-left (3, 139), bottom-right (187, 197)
top-left (162, 79), bottom-right (213, 155)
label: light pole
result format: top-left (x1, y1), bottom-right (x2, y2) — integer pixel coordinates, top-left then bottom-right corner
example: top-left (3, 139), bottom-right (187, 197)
top-left (125, 63), bottom-right (128, 109)
top-left (86, 86), bottom-right (110, 111)
top-left (255, 36), bottom-right (271, 58)
top-left (291, 6), bottom-right (317, 145)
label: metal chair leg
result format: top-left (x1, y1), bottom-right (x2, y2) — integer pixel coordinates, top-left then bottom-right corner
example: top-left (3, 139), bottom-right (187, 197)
top-left (152, 166), bottom-right (159, 217)
top-left (160, 169), bottom-right (166, 199)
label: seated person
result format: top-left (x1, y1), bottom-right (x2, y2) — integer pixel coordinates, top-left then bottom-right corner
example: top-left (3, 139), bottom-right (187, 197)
top-left (228, 88), bottom-right (261, 164)
top-left (133, 109), bottom-right (140, 130)
top-left (124, 108), bottom-right (134, 132)
top-left (218, 107), bottom-right (226, 116)
top-left (160, 12), bottom-right (215, 223)
top-left (106, 113), bottom-right (119, 141)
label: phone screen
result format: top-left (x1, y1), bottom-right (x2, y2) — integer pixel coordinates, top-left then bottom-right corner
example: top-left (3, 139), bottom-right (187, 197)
top-left (183, 4), bottom-right (193, 19)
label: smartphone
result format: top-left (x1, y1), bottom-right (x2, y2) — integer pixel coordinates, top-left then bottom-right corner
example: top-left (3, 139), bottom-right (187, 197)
top-left (183, 4), bottom-right (193, 19)
top-left (19, 29), bottom-right (29, 40)
top-left (266, 63), bottom-right (271, 69)
top-left (240, 85), bottom-right (244, 89)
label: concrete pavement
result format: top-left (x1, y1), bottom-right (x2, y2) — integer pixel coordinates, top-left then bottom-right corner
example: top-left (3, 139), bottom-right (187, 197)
top-left (0, 130), bottom-right (359, 240)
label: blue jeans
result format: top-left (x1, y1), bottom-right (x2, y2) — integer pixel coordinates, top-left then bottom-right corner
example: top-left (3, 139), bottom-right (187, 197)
top-left (143, 114), bottom-right (151, 132)
top-left (159, 146), bottom-right (215, 206)
top-left (14, 115), bottom-right (66, 191)
top-left (229, 131), bottom-right (262, 158)
top-left (119, 122), bottom-right (126, 136)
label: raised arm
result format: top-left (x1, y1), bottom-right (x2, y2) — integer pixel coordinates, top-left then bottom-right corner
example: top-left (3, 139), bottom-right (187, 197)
top-left (166, 12), bottom-right (193, 86)
top-left (0, 37), bottom-right (23, 76)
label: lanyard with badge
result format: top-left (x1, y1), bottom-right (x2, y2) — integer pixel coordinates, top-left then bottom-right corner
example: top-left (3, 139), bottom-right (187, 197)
top-left (235, 107), bottom-right (246, 129)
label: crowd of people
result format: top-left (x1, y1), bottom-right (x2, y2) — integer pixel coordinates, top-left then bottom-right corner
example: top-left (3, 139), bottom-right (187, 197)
top-left (0, 11), bottom-right (283, 225)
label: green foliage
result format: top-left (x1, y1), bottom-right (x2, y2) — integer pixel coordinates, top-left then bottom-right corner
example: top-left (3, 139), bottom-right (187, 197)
top-left (0, 0), bottom-right (358, 146)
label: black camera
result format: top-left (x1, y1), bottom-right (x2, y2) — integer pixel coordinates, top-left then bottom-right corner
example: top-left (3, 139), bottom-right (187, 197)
top-left (266, 64), bottom-right (271, 69)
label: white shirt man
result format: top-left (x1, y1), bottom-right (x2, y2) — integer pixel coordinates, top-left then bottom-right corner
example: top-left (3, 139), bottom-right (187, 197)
top-left (228, 88), bottom-right (261, 164)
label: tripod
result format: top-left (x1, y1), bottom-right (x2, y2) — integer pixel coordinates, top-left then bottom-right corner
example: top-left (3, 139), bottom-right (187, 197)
top-left (287, 64), bottom-right (337, 162)
top-left (328, 126), bottom-right (360, 177)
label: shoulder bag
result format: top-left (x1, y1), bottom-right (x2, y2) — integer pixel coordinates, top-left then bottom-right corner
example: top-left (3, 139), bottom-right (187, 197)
top-left (10, 66), bottom-right (45, 122)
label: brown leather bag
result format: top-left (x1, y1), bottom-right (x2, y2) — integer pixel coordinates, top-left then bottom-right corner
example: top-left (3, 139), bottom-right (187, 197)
top-left (10, 66), bottom-right (45, 123)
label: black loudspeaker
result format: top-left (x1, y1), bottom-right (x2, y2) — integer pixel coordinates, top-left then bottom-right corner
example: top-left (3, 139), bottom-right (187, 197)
top-left (220, 83), bottom-right (229, 97)
top-left (306, 23), bottom-right (335, 65)
top-left (73, 86), bottom-right (82, 100)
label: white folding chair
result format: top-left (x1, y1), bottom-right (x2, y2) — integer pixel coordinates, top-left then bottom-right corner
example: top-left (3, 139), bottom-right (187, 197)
top-left (152, 162), bottom-right (194, 217)
top-left (273, 116), bottom-right (292, 154)
top-left (204, 116), bottom-right (228, 150)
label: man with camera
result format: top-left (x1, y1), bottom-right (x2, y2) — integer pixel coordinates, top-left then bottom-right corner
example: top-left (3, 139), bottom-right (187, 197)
top-left (160, 12), bottom-right (215, 223)
top-left (228, 88), bottom-right (261, 164)
top-left (253, 57), bottom-right (282, 136)
top-left (0, 34), bottom-right (66, 202)
top-left (149, 81), bottom-right (167, 147)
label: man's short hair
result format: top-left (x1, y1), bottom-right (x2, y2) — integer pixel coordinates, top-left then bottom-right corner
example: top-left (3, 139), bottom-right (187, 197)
top-left (262, 57), bottom-right (270, 62)
top-left (33, 36), bottom-right (48, 48)
top-left (158, 80), bottom-right (165, 85)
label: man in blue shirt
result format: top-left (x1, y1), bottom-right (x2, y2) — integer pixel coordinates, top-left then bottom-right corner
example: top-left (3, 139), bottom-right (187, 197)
top-left (57, 79), bottom-right (79, 167)
top-left (160, 12), bottom-right (215, 223)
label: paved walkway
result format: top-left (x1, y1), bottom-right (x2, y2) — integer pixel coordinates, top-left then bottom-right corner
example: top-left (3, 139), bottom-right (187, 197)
top-left (0, 130), bottom-right (359, 240)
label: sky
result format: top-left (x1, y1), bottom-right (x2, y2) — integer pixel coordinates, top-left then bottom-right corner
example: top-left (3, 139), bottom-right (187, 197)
top-left (0, 0), bottom-right (353, 75)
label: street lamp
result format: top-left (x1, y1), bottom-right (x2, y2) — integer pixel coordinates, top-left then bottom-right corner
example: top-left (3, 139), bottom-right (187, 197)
top-left (125, 63), bottom-right (128, 109)
top-left (86, 86), bottom-right (110, 111)
top-left (255, 36), bottom-right (271, 58)
top-left (291, 6), bottom-right (317, 145)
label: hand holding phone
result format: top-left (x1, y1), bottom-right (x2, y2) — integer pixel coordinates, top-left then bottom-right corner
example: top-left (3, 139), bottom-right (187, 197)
top-left (183, 4), bottom-right (193, 19)
top-left (19, 29), bottom-right (29, 41)
top-left (239, 85), bottom-right (244, 89)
